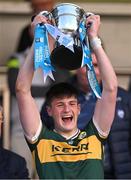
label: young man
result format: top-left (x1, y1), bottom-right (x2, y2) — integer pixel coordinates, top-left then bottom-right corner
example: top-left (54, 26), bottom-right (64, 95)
top-left (15, 13), bottom-right (117, 179)
top-left (41, 57), bottom-right (131, 179)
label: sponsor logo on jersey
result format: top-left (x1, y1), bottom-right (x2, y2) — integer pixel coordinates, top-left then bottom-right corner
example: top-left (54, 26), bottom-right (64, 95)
top-left (78, 131), bottom-right (87, 140)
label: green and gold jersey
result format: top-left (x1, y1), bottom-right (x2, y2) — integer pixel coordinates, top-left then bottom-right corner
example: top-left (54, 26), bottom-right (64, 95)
top-left (27, 120), bottom-right (106, 179)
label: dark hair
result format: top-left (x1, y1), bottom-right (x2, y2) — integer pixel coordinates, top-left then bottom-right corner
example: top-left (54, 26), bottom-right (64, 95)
top-left (46, 82), bottom-right (79, 106)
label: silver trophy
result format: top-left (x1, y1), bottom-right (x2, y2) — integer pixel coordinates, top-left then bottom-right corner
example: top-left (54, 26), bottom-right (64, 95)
top-left (35, 3), bottom-right (101, 98)
top-left (40, 3), bottom-right (90, 70)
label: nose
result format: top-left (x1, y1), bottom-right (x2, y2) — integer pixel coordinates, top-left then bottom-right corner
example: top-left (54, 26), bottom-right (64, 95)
top-left (64, 104), bottom-right (70, 112)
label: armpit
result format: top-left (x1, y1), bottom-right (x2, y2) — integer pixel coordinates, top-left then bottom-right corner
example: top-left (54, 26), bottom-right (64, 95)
top-left (93, 117), bottom-right (110, 139)
top-left (24, 119), bottom-right (42, 144)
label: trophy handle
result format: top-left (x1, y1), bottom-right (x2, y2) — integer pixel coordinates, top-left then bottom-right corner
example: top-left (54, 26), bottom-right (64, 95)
top-left (31, 11), bottom-right (54, 25)
top-left (39, 11), bottom-right (55, 25)
top-left (39, 11), bottom-right (51, 18)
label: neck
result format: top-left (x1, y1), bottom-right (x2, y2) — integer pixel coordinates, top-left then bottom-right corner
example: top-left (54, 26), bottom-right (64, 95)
top-left (54, 128), bottom-right (80, 140)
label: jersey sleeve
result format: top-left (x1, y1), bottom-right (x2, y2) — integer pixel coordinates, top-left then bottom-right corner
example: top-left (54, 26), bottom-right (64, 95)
top-left (25, 120), bottom-right (48, 152)
top-left (87, 119), bottom-right (108, 144)
top-left (93, 117), bottom-right (110, 138)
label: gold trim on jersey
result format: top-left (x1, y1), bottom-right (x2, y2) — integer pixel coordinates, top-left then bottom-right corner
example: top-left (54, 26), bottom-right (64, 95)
top-left (37, 135), bottom-right (102, 163)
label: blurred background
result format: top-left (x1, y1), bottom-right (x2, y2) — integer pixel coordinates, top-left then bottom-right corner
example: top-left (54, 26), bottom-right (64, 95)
top-left (0, 0), bottom-right (131, 178)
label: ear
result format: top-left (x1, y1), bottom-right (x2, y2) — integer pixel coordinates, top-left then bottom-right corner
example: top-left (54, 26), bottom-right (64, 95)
top-left (46, 106), bottom-right (53, 117)
top-left (78, 103), bottom-right (81, 115)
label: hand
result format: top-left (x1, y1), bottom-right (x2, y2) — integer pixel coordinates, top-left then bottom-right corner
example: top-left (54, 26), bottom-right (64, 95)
top-left (86, 15), bottom-right (100, 40)
top-left (31, 14), bottom-right (53, 38)
top-left (31, 14), bottom-right (55, 52)
top-left (31, 14), bottom-right (49, 33)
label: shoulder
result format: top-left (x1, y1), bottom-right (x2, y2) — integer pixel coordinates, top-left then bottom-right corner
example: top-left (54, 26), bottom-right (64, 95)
top-left (3, 149), bottom-right (26, 166)
top-left (3, 149), bottom-right (29, 171)
top-left (117, 86), bottom-right (131, 104)
top-left (1, 148), bottom-right (27, 169)
top-left (3, 148), bottom-right (26, 163)
top-left (85, 120), bottom-right (107, 142)
top-left (118, 86), bottom-right (131, 96)
top-left (0, 148), bottom-right (29, 179)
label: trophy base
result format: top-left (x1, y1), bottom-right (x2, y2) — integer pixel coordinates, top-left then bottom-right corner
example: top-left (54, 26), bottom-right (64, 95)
top-left (50, 45), bottom-right (82, 70)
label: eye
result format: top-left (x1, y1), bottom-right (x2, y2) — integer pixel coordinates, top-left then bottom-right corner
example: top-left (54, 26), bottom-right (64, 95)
top-left (70, 101), bottom-right (77, 106)
top-left (57, 103), bottom-right (64, 107)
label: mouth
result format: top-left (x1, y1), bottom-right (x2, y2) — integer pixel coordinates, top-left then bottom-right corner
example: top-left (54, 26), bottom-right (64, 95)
top-left (62, 115), bottom-right (73, 123)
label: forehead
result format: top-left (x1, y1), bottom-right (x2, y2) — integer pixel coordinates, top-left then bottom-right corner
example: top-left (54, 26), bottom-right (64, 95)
top-left (51, 96), bottom-right (78, 103)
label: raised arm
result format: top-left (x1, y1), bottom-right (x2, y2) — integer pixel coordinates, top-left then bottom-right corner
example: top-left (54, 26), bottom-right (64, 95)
top-left (15, 43), bottom-right (41, 139)
top-left (87, 15), bottom-right (118, 136)
top-left (15, 15), bottom-right (51, 140)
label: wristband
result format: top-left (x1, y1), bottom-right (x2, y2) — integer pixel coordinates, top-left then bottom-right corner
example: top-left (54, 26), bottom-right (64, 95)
top-left (90, 37), bottom-right (102, 50)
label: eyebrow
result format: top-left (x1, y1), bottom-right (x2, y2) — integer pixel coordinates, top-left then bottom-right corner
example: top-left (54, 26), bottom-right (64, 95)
top-left (55, 99), bottom-right (78, 104)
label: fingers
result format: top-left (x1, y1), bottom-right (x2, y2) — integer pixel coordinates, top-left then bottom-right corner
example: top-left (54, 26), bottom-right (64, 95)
top-left (31, 15), bottom-right (48, 27)
top-left (86, 15), bottom-right (100, 27)
top-left (31, 14), bottom-right (49, 35)
top-left (86, 14), bottom-right (100, 39)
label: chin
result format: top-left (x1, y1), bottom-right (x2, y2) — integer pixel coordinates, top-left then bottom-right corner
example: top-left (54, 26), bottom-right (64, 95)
top-left (63, 125), bottom-right (76, 132)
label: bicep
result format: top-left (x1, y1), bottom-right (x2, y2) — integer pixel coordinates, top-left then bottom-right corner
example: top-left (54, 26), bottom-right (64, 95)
top-left (16, 91), bottom-right (41, 139)
top-left (93, 91), bottom-right (116, 135)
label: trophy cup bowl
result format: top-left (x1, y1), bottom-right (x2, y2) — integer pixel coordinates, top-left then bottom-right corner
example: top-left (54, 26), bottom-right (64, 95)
top-left (50, 3), bottom-right (86, 70)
